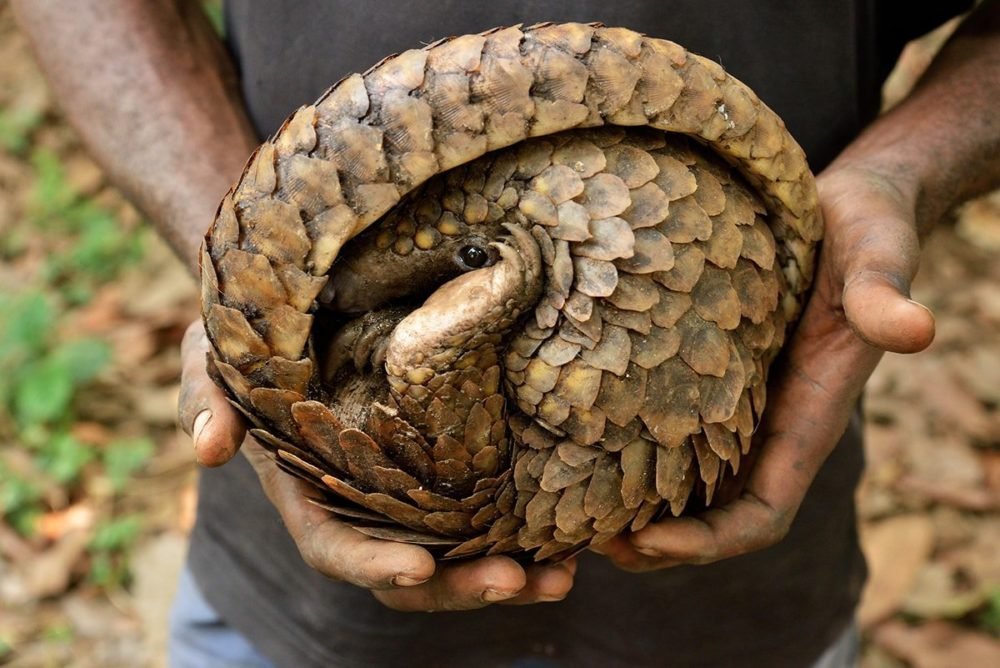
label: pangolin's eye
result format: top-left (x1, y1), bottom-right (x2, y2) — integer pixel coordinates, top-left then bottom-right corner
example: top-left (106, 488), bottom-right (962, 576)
top-left (458, 245), bottom-right (490, 269)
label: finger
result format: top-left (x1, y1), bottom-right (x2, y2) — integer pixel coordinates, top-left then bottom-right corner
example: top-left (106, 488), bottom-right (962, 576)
top-left (178, 321), bottom-right (246, 467)
top-left (500, 558), bottom-right (577, 605)
top-left (631, 288), bottom-right (877, 563)
top-left (251, 442), bottom-right (437, 589)
top-left (629, 495), bottom-right (789, 564)
top-left (628, 353), bottom-right (837, 563)
top-left (592, 536), bottom-right (681, 572)
top-left (842, 266), bottom-right (935, 353)
top-left (820, 174), bottom-right (935, 353)
top-left (372, 556), bottom-right (528, 612)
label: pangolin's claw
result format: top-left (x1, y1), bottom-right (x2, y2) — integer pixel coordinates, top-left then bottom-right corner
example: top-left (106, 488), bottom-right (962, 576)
top-left (323, 308), bottom-right (409, 382)
top-left (323, 321), bottom-right (361, 384)
top-left (496, 222), bottom-right (544, 288)
top-left (353, 318), bottom-right (392, 372)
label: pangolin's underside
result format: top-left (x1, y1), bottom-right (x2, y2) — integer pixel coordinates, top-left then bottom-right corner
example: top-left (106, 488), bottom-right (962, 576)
top-left (201, 22), bottom-right (822, 562)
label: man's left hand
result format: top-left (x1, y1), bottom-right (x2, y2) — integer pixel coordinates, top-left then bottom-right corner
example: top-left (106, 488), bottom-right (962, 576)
top-left (594, 160), bottom-right (935, 571)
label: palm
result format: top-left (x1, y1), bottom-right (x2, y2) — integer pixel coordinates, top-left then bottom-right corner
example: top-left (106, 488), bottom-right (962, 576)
top-left (595, 163), bottom-right (935, 570)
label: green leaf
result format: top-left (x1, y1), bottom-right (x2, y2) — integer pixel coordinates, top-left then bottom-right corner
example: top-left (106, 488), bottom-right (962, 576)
top-left (102, 438), bottom-right (154, 491)
top-left (0, 293), bottom-right (45, 408)
top-left (13, 355), bottom-right (74, 426)
top-left (0, 466), bottom-right (39, 513)
top-left (39, 431), bottom-right (95, 484)
top-left (29, 149), bottom-right (76, 224)
top-left (202, 0), bottom-right (225, 35)
top-left (0, 465), bottom-right (41, 536)
top-left (17, 422), bottom-right (53, 450)
top-left (50, 338), bottom-right (111, 384)
top-left (88, 550), bottom-right (114, 588)
top-left (9, 507), bottom-right (40, 537)
top-left (60, 283), bottom-right (95, 306)
top-left (0, 291), bottom-right (53, 359)
top-left (41, 624), bottom-right (74, 643)
top-left (44, 204), bottom-right (146, 287)
top-left (89, 515), bottom-right (141, 552)
top-left (0, 107), bottom-right (43, 155)
top-left (10, 338), bottom-right (109, 427)
top-left (980, 589), bottom-right (1000, 634)
top-left (67, 212), bottom-right (126, 278)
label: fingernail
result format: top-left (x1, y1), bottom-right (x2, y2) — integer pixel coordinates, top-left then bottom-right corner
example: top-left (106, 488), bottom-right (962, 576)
top-left (537, 594), bottom-right (566, 603)
top-left (481, 588), bottom-right (516, 602)
top-left (634, 546), bottom-right (663, 558)
top-left (193, 410), bottom-right (212, 445)
top-left (906, 299), bottom-right (933, 314)
top-left (391, 574), bottom-right (429, 587)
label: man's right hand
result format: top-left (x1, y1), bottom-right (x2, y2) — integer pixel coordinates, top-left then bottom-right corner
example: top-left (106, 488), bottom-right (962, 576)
top-left (178, 320), bottom-right (576, 612)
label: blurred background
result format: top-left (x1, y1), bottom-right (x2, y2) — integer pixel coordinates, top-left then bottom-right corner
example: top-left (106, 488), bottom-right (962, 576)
top-left (0, 3), bottom-right (997, 667)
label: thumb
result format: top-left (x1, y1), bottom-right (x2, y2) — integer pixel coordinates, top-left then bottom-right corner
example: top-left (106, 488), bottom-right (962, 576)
top-left (179, 320), bottom-right (247, 467)
top-left (839, 214), bottom-right (935, 354)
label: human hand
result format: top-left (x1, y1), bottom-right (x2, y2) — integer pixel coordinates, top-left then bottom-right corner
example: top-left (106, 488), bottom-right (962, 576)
top-left (178, 320), bottom-right (575, 611)
top-left (593, 160), bottom-right (936, 571)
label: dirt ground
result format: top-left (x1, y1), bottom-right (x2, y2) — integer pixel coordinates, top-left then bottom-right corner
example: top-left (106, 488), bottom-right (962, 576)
top-left (0, 6), bottom-right (997, 667)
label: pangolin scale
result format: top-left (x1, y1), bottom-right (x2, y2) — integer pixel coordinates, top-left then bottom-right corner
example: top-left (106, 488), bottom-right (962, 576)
top-left (201, 22), bottom-right (822, 562)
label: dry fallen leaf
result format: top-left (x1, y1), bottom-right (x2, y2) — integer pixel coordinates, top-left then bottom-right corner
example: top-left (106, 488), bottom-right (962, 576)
top-left (957, 192), bottom-right (1000, 252)
top-left (858, 514), bottom-right (935, 629)
top-left (0, 529), bottom-right (90, 606)
top-left (916, 368), bottom-right (994, 442)
top-left (873, 620), bottom-right (1000, 668)
top-left (900, 434), bottom-right (988, 505)
top-left (902, 562), bottom-right (991, 620)
top-left (896, 475), bottom-right (997, 512)
top-left (35, 503), bottom-right (95, 542)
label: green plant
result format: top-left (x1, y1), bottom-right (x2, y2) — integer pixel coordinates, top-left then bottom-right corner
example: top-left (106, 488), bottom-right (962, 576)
top-left (202, 0), bottom-right (225, 35)
top-left (102, 438), bottom-right (155, 492)
top-left (0, 636), bottom-right (12, 661)
top-left (0, 146), bottom-right (152, 584)
top-left (88, 515), bottom-right (143, 588)
top-left (979, 589), bottom-right (1000, 635)
top-left (0, 107), bottom-right (44, 155)
top-left (27, 149), bottom-right (144, 303)
top-left (0, 461), bottom-right (42, 536)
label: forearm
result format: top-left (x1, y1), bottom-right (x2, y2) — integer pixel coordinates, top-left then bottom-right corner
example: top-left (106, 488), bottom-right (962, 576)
top-left (12, 0), bottom-right (258, 274)
top-left (831, 0), bottom-right (1000, 231)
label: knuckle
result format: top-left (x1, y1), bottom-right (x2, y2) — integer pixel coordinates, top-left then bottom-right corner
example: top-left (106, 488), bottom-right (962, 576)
top-left (760, 504), bottom-right (794, 545)
top-left (371, 590), bottom-right (403, 610)
top-left (739, 513), bottom-right (791, 556)
top-left (770, 515), bottom-right (793, 543)
top-left (690, 553), bottom-right (717, 566)
top-left (296, 540), bottom-right (325, 573)
top-left (297, 536), bottom-right (348, 582)
top-left (611, 553), bottom-right (650, 573)
top-left (373, 590), bottom-right (425, 612)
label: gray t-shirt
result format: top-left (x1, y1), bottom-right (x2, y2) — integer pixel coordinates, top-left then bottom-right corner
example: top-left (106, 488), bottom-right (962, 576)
top-left (187, 2), bottom-right (967, 666)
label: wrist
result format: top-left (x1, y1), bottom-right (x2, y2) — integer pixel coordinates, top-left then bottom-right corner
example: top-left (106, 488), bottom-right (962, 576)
top-left (824, 114), bottom-right (959, 237)
top-left (825, 3), bottom-right (1000, 232)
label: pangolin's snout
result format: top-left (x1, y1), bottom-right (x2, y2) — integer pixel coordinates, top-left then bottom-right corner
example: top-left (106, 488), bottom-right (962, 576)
top-left (320, 263), bottom-right (367, 314)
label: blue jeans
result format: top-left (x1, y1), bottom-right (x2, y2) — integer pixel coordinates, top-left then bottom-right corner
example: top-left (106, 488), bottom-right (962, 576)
top-left (168, 566), bottom-right (860, 667)
top-left (169, 567), bottom-right (276, 668)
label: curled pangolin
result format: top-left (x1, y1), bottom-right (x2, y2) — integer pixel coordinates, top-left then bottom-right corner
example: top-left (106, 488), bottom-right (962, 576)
top-left (201, 23), bottom-right (822, 562)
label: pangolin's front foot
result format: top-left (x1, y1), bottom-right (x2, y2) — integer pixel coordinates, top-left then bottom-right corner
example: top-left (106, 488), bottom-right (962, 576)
top-left (322, 307), bottom-right (410, 383)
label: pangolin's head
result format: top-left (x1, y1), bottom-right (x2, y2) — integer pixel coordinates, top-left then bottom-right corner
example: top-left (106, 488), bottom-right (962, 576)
top-left (321, 149), bottom-right (543, 315)
top-left (320, 196), bottom-right (506, 315)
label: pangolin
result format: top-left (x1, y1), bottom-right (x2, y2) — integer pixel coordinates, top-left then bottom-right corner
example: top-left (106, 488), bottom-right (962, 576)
top-left (201, 23), bottom-right (822, 562)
